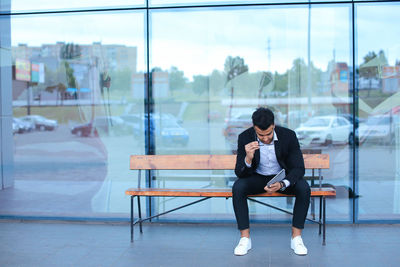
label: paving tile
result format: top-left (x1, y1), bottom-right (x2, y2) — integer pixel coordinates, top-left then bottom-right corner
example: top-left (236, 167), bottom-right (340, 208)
top-left (0, 221), bottom-right (399, 267)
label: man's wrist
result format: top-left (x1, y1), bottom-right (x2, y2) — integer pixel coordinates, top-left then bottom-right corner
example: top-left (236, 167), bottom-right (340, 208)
top-left (279, 181), bottom-right (286, 191)
top-left (245, 156), bottom-right (252, 166)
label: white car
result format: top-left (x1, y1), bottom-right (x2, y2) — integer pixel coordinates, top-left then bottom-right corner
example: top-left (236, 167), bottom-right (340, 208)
top-left (295, 116), bottom-right (352, 147)
top-left (358, 115), bottom-right (394, 145)
top-left (19, 115), bottom-right (58, 131)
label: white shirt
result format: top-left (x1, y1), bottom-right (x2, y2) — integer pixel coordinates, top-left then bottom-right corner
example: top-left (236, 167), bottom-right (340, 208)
top-left (245, 130), bottom-right (290, 188)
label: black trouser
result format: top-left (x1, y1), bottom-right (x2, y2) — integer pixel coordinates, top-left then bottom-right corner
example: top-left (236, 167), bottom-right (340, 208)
top-left (232, 173), bottom-right (310, 230)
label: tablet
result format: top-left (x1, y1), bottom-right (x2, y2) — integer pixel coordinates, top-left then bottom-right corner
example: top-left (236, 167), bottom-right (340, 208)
top-left (266, 169), bottom-right (286, 187)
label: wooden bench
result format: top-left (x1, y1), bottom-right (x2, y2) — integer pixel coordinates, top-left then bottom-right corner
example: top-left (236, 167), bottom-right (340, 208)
top-left (126, 154), bottom-right (335, 245)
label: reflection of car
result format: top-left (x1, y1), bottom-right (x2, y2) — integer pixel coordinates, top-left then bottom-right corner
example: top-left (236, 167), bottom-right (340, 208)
top-left (358, 115), bottom-right (394, 144)
top-left (13, 118), bottom-right (35, 133)
top-left (339, 114), bottom-right (366, 126)
top-left (208, 111), bottom-right (223, 122)
top-left (295, 116), bottom-right (352, 146)
top-left (223, 112), bottom-right (253, 148)
top-left (71, 116), bottom-right (128, 137)
top-left (12, 120), bottom-right (19, 134)
top-left (19, 115), bottom-right (58, 131)
top-left (120, 113), bottom-right (189, 147)
top-left (223, 109), bottom-right (286, 153)
top-left (71, 122), bottom-right (93, 137)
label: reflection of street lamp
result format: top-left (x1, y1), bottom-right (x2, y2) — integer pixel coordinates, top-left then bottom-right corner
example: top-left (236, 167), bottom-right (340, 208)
top-left (258, 72), bottom-right (273, 107)
top-left (224, 56), bottom-right (248, 123)
top-left (306, 4), bottom-right (312, 118)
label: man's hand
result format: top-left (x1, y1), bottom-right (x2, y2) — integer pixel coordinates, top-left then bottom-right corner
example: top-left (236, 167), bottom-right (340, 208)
top-left (264, 182), bottom-right (282, 193)
top-left (244, 141), bottom-right (259, 165)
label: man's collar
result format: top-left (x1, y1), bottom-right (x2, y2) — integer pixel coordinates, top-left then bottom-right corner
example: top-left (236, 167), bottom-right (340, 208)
top-left (273, 129), bottom-right (278, 142)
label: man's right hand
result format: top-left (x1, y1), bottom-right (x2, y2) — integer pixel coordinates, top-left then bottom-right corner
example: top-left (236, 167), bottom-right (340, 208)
top-left (244, 141), bottom-right (259, 165)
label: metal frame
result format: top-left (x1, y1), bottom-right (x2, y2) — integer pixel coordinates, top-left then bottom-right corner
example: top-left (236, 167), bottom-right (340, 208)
top-left (130, 165), bottom-right (330, 244)
top-left (130, 194), bottom-right (329, 245)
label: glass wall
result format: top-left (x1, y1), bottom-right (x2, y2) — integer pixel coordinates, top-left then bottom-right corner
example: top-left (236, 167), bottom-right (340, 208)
top-left (149, 5), bottom-right (353, 222)
top-left (0, 0), bottom-right (145, 13)
top-left (356, 3), bottom-right (400, 220)
top-left (0, 10), bottom-right (146, 218)
top-left (0, 0), bottom-right (398, 223)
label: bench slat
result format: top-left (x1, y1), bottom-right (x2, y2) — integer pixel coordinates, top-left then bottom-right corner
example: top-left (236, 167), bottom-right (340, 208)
top-left (125, 187), bottom-right (336, 197)
top-left (130, 154), bottom-right (329, 170)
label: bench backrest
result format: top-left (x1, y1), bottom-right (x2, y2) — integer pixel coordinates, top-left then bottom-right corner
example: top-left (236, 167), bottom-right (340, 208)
top-left (130, 154), bottom-right (329, 170)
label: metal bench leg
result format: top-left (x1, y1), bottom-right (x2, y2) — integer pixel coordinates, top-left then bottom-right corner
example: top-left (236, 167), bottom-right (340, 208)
top-left (311, 198), bottom-right (315, 220)
top-left (138, 196), bottom-right (143, 233)
top-left (131, 196), bottom-right (135, 243)
top-left (323, 196), bottom-right (326, 246)
top-left (319, 196), bottom-right (322, 235)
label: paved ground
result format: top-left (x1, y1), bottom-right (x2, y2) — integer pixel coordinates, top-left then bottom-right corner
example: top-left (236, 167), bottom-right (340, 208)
top-left (0, 221), bottom-right (399, 267)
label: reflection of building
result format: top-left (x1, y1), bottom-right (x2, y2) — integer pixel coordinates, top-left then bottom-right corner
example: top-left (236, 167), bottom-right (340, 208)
top-left (11, 42), bottom-right (137, 103)
top-left (382, 66), bottom-right (400, 93)
top-left (132, 71), bottom-right (170, 99)
top-left (330, 62), bottom-right (349, 94)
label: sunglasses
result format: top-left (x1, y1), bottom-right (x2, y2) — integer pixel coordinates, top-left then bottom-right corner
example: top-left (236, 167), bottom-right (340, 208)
top-left (254, 133), bottom-right (266, 146)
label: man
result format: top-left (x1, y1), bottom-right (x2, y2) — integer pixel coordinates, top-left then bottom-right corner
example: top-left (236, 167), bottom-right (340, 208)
top-left (232, 107), bottom-right (310, 256)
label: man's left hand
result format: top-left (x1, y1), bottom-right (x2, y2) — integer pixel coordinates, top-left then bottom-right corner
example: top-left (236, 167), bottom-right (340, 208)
top-left (264, 182), bottom-right (281, 193)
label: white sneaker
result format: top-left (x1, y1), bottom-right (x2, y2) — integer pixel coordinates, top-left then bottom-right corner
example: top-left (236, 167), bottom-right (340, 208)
top-left (291, 236), bottom-right (308, 255)
top-left (234, 237), bottom-right (252, 256)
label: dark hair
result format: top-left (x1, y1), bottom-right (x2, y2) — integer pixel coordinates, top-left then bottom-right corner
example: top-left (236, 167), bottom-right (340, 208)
top-left (252, 107), bottom-right (274, 130)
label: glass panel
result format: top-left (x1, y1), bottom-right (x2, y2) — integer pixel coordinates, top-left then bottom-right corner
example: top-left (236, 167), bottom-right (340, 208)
top-left (0, 0), bottom-right (145, 13)
top-left (150, 0), bottom-right (348, 7)
top-left (356, 3), bottom-right (400, 220)
top-left (0, 10), bottom-right (146, 218)
top-left (150, 5), bottom-right (352, 222)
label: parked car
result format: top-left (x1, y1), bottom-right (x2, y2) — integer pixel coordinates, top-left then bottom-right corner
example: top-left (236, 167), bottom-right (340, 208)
top-left (339, 113), bottom-right (366, 126)
top-left (12, 120), bottom-right (18, 135)
top-left (222, 108), bottom-right (286, 153)
top-left (223, 112), bottom-right (253, 149)
top-left (19, 115), bottom-right (58, 131)
top-left (13, 117), bottom-right (35, 133)
top-left (358, 115), bottom-right (394, 145)
top-left (295, 115), bottom-right (352, 147)
top-left (71, 116), bottom-right (129, 137)
top-left (120, 113), bottom-right (189, 147)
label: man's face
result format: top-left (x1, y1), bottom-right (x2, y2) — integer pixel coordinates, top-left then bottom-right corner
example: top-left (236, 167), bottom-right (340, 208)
top-left (254, 124), bottom-right (275, 145)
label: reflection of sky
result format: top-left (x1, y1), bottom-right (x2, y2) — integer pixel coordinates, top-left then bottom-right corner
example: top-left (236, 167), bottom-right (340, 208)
top-left (356, 3), bottom-right (400, 66)
top-left (7, 3), bottom-right (400, 79)
top-left (8, 0), bottom-right (145, 12)
top-left (151, 5), bottom-right (351, 77)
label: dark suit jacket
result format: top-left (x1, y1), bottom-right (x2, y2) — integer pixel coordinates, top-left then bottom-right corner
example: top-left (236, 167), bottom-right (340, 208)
top-left (234, 125), bottom-right (305, 186)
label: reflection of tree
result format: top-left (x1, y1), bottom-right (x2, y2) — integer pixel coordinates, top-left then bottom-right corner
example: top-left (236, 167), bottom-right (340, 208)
top-left (64, 61), bottom-right (77, 90)
top-left (224, 56), bottom-right (248, 83)
top-left (45, 82), bottom-right (67, 105)
top-left (108, 68), bottom-right (131, 92)
top-left (60, 43), bottom-right (82, 60)
top-left (359, 50), bottom-right (388, 80)
top-left (288, 58), bottom-right (322, 97)
top-left (192, 75), bottom-right (209, 95)
top-left (359, 50), bottom-right (391, 107)
top-left (273, 71), bottom-right (288, 93)
top-left (169, 66), bottom-right (187, 91)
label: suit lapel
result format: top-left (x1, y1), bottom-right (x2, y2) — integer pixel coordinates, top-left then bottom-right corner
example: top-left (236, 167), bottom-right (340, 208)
top-left (274, 139), bottom-right (281, 161)
top-left (251, 127), bottom-right (261, 165)
top-left (274, 128), bottom-right (282, 163)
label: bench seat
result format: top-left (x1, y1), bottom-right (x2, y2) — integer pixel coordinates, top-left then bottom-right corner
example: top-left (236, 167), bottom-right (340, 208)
top-left (127, 154), bottom-right (335, 245)
top-left (126, 187), bottom-right (336, 197)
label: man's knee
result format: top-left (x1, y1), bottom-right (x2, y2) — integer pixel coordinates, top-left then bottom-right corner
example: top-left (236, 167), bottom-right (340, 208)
top-left (232, 179), bottom-right (248, 196)
top-left (294, 179), bottom-right (311, 197)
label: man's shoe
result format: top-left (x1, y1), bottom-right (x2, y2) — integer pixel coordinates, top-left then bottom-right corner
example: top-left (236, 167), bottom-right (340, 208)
top-left (291, 236), bottom-right (308, 255)
top-left (234, 237), bottom-right (252, 256)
